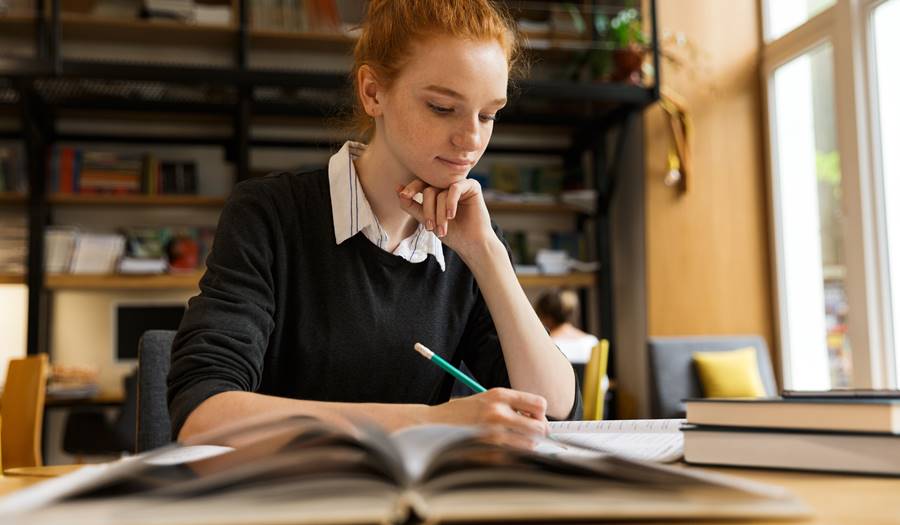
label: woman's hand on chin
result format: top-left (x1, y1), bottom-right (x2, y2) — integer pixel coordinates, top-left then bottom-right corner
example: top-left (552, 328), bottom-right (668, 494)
top-left (396, 178), bottom-right (497, 260)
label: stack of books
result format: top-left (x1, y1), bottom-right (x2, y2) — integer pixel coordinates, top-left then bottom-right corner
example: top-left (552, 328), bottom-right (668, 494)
top-left (119, 227), bottom-right (169, 274)
top-left (193, 3), bottom-right (231, 25)
top-left (43, 226), bottom-right (213, 275)
top-left (44, 228), bottom-right (126, 275)
top-left (0, 215), bottom-right (27, 275)
top-left (683, 391), bottom-right (900, 475)
top-left (49, 147), bottom-right (198, 196)
top-left (250, 0), bottom-right (342, 33)
top-left (141, 0), bottom-right (194, 22)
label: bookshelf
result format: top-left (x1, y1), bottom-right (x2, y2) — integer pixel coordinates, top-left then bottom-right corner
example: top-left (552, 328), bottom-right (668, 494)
top-left (484, 201), bottom-right (586, 214)
top-left (47, 194), bottom-right (226, 207)
top-left (518, 272), bottom-right (597, 289)
top-left (56, 13), bottom-right (237, 46)
top-left (35, 270), bottom-right (595, 291)
top-left (44, 271), bottom-right (205, 290)
top-left (1, 1), bottom-right (660, 420)
top-left (0, 274), bottom-right (25, 285)
top-left (0, 192), bottom-right (27, 205)
top-left (0, 13), bottom-right (32, 37)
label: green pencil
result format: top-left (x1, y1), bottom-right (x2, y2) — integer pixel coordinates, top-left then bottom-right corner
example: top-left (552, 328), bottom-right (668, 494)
top-left (414, 342), bottom-right (574, 451)
top-left (413, 342), bottom-right (487, 394)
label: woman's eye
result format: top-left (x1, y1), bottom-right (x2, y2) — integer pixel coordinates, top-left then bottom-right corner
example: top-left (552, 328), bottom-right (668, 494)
top-left (479, 114), bottom-right (497, 123)
top-left (428, 103), bottom-right (453, 115)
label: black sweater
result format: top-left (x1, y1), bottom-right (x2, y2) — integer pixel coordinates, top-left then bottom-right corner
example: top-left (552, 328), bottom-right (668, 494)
top-left (167, 169), bottom-right (582, 437)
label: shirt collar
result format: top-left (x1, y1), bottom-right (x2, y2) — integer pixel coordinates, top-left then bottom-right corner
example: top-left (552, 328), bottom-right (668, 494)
top-left (328, 141), bottom-right (445, 271)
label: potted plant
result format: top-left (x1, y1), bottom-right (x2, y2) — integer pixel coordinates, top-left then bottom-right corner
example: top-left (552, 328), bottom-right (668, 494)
top-left (608, 8), bottom-right (648, 84)
top-left (562, 5), bottom-right (649, 84)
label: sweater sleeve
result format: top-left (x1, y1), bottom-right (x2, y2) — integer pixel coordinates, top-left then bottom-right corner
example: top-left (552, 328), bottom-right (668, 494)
top-left (167, 179), bottom-right (278, 439)
top-left (457, 224), bottom-right (583, 421)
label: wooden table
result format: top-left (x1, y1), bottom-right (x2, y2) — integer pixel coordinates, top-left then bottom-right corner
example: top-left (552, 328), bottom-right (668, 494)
top-left (45, 391), bottom-right (125, 407)
top-left (1, 464), bottom-right (898, 524)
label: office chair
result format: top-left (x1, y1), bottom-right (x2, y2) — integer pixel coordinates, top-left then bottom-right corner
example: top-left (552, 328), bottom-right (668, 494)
top-left (136, 330), bottom-right (176, 453)
top-left (647, 335), bottom-right (777, 419)
top-left (61, 372), bottom-right (137, 461)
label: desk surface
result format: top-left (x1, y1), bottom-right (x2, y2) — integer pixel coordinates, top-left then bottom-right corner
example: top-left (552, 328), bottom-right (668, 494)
top-left (45, 390), bottom-right (125, 407)
top-left (1, 464), bottom-right (898, 524)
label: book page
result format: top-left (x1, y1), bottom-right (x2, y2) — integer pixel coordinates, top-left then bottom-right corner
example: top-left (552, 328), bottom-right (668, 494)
top-left (390, 425), bottom-right (481, 483)
top-left (539, 419), bottom-right (686, 463)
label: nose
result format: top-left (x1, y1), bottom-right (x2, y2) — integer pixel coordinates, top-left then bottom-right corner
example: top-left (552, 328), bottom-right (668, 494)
top-left (450, 114), bottom-right (481, 152)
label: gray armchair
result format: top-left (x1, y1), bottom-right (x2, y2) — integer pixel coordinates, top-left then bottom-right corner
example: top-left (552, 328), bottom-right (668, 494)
top-left (136, 330), bottom-right (176, 452)
top-left (648, 335), bottom-right (777, 419)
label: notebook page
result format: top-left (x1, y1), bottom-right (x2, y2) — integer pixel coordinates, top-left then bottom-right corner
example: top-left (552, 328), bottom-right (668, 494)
top-left (549, 418), bottom-right (685, 434)
top-left (541, 419), bottom-right (686, 463)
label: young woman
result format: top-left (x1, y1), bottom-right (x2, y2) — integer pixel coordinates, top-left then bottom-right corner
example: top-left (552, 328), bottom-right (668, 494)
top-left (168, 0), bottom-right (581, 443)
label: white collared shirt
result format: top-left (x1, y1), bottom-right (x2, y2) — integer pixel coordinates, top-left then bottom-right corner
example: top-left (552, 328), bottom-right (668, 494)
top-left (328, 141), bottom-right (446, 271)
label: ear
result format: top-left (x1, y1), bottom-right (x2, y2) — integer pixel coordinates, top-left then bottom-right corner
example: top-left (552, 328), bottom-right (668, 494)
top-left (357, 65), bottom-right (384, 118)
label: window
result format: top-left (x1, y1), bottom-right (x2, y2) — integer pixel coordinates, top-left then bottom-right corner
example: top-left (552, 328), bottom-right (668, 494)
top-left (770, 44), bottom-right (847, 389)
top-left (763, 0), bottom-right (899, 389)
top-left (872, 0), bottom-right (900, 384)
top-left (765, 0), bottom-right (836, 40)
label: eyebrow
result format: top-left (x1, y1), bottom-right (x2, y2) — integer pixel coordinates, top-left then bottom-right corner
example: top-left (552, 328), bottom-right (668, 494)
top-left (423, 85), bottom-right (507, 106)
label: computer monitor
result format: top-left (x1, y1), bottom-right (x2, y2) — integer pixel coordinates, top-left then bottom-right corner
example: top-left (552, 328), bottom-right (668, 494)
top-left (114, 302), bottom-right (186, 361)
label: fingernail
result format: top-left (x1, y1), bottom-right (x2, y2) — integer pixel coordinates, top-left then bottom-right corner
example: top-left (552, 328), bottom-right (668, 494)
top-left (426, 219), bottom-right (434, 231)
top-left (438, 225), bottom-right (445, 237)
top-left (401, 191), bottom-right (411, 199)
top-left (447, 208), bottom-right (454, 219)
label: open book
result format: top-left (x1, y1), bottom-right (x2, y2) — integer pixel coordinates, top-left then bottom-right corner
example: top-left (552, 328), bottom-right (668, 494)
top-left (543, 418), bottom-right (685, 462)
top-left (1, 416), bottom-right (808, 524)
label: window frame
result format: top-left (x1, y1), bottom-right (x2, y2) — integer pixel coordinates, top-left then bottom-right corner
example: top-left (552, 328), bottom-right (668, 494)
top-left (761, 0), bottom-right (897, 389)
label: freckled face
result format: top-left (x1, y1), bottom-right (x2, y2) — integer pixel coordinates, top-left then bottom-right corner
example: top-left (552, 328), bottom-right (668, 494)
top-left (378, 35), bottom-right (508, 189)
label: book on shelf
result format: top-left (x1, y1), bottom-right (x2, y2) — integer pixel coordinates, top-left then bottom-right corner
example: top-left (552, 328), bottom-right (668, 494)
top-left (44, 227), bottom-right (78, 274)
top-left (69, 232), bottom-right (126, 275)
top-left (0, 146), bottom-right (26, 194)
top-left (118, 257), bottom-right (168, 274)
top-left (42, 226), bottom-right (214, 276)
top-left (250, 0), bottom-right (343, 33)
top-left (49, 147), bottom-right (198, 196)
top-left (140, 0), bottom-right (194, 22)
top-left (0, 214), bottom-right (27, 275)
top-left (684, 396), bottom-right (900, 475)
top-left (193, 3), bottom-right (231, 25)
top-left (0, 0), bottom-right (32, 15)
top-left (0, 415), bottom-right (809, 524)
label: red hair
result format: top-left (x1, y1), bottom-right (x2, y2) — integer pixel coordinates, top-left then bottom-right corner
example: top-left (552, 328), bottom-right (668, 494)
top-left (349, 0), bottom-right (524, 140)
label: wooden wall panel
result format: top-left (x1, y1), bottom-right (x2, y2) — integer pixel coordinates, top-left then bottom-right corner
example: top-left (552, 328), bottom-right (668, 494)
top-left (643, 1), bottom-right (775, 370)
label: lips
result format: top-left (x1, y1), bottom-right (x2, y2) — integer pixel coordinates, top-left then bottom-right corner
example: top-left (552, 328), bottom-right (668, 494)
top-left (437, 157), bottom-right (473, 168)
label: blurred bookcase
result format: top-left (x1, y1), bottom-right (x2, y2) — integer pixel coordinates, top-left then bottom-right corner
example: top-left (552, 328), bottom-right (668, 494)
top-left (0, 0), bottom-right (660, 415)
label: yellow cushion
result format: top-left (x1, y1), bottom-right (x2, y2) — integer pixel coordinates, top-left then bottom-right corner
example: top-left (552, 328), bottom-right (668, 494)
top-left (692, 347), bottom-right (766, 398)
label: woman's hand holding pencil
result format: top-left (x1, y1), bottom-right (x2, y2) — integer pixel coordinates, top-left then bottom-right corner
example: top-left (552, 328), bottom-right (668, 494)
top-left (414, 343), bottom-right (550, 449)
